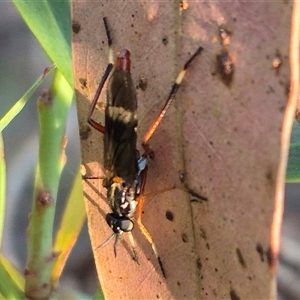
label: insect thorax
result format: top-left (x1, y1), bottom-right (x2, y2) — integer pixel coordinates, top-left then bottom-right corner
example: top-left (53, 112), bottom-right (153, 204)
top-left (107, 180), bottom-right (137, 220)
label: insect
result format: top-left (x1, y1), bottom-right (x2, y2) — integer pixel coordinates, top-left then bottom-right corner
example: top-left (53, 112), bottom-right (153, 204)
top-left (87, 17), bottom-right (203, 278)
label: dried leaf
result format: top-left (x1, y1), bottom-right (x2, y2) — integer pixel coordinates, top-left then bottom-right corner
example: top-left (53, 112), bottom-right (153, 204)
top-left (73, 1), bottom-right (291, 299)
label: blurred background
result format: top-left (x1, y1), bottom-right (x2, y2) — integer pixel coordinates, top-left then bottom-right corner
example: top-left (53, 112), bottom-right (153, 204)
top-left (0, 1), bottom-right (299, 298)
top-left (0, 1), bottom-right (97, 296)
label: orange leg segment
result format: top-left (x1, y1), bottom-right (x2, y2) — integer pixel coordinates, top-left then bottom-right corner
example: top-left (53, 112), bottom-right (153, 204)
top-left (142, 46), bottom-right (203, 154)
top-left (136, 194), bottom-right (166, 278)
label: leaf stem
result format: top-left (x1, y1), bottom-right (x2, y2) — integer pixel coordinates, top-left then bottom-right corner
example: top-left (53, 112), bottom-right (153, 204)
top-left (25, 70), bottom-right (73, 299)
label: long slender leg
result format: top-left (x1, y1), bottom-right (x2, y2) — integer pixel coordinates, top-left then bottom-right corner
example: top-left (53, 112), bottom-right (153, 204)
top-left (136, 194), bottom-right (166, 278)
top-left (134, 167), bottom-right (167, 277)
top-left (87, 64), bottom-right (113, 133)
top-left (142, 46), bottom-right (203, 154)
top-left (127, 232), bottom-right (140, 264)
top-left (87, 17), bottom-right (114, 134)
top-left (136, 46), bottom-right (203, 276)
top-left (136, 186), bottom-right (176, 277)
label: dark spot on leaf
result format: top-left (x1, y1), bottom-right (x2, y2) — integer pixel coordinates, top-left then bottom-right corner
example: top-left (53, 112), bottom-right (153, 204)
top-left (200, 227), bottom-right (207, 240)
top-left (216, 49), bottom-right (234, 86)
top-left (165, 210), bottom-right (174, 221)
top-left (186, 185), bottom-right (208, 201)
top-left (72, 21), bottom-right (81, 34)
top-left (213, 288), bottom-right (218, 297)
top-left (284, 81), bottom-right (290, 96)
top-left (211, 70), bottom-right (217, 76)
top-left (79, 78), bottom-right (87, 89)
top-left (266, 85), bottom-right (275, 94)
top-left (266, 246), bottom-right (275, 268)
top-left (236, 248), bottom-right (247, 268)
top-left (256, 243), bottom-right (265, 262)
top-left (80, 124), bottom-right (91, 140)
top-left (230, 288), bottom-right (241, 300)
top-left (181, 233), bottom-right (188, 243)
top-left (137, 75), bottom-right (147, 91)
top-left (162, 35), bottom-right (168, 45)
top-left (265, 167), bottom-right (274, 183)
top-left (196, 256), bottom-right (202, 270)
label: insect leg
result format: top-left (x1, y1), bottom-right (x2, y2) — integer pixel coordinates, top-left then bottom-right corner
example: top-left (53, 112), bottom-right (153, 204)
top-left (142, 46), bottom-right (203, 155)
top-left (136, 193), bottom-right (166, 278)
top-left (87, 17), bottom-right (114, 134)
top-left (127, 232), bottom-right (140, 264)
top-left (135, 166), bottom-right (166, 277)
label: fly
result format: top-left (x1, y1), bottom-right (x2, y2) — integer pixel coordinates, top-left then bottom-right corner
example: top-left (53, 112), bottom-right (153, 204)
top-left (87, 17), bottom-right (203, 278)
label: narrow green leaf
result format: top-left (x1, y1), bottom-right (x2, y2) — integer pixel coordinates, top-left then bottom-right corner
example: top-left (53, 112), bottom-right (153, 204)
top-left (0, 65), bottom-right (55, 132)
top-left (13, 0), bottom-right (73, 87)
top-left (0, 134), bottom-right (6, 250)
top-left (0, 254), bottom-right (24, 299)
top-left (52, 168), bottom-right (86, 287)
top-left (93, 286), bottom-right (105, 300)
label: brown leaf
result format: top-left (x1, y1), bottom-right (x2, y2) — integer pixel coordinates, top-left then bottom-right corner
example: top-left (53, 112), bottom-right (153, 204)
top-left (72, 1), bottom-right (291, 298)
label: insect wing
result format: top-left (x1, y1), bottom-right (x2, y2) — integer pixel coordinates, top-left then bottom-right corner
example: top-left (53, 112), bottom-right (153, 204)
top-left (104, 69), bottom-right (138, 185)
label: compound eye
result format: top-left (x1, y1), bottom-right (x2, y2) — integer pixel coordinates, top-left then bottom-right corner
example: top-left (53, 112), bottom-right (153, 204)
top-left (106, 214), bottom-right (134, 233)
top-left (119, 219), bottom-right (134, 232)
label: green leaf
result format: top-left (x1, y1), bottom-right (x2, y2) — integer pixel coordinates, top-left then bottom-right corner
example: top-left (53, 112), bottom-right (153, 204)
top-left (0, 254), bottom-right (24, 299)
top-left (0, 65), bottom-right (55, 132)
top-left (0, 64), bottom-right (55, 248)
top-left (11, 1), bottom-right (88, 295)
top-left (0, 134), bottom-right (6, 249)
top-left (51, 168), bottom-right (86, 287)
top-left (13, 0), bottom-right (73, 87)
top-left (287, 122), bottom-right (300, 182)
top-left (93, 286), bottom-right (105, 300)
